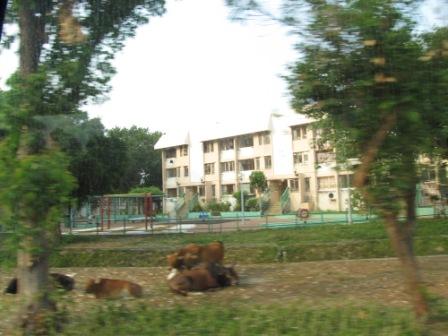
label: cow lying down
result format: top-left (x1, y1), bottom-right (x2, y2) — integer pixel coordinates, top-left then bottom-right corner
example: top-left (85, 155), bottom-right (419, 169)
top-left (4, 273), bottom-right (76, 294)
top-left (167, 262), bottom-right (239, 296)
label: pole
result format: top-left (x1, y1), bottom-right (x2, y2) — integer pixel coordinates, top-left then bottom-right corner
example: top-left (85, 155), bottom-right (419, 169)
top-left (347, 174), bottom-right (353, 224)
top-left (240, 190), bottom-right (244, 230)
top-left (144, 193), bottom-right (148, 231)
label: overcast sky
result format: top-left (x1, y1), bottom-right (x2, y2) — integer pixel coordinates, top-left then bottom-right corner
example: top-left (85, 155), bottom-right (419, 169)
top-left (0, 0), bottom-right (445, 134)
top-left (87, 0), bottom-right (298, 133)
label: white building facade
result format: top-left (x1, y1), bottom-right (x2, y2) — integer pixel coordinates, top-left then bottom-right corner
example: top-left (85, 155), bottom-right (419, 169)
top-left (155, 114), bottom-right (355, 214)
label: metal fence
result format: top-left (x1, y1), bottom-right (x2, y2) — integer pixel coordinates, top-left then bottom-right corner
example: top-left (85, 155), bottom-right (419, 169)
top-left (0, 206), bottom-right (440, 236)
top-left (54, 206), bottom-right (439, 236)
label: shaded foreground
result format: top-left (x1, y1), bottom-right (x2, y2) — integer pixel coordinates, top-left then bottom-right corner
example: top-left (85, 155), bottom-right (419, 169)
top-left (1, 255), bottom-right (447, 335)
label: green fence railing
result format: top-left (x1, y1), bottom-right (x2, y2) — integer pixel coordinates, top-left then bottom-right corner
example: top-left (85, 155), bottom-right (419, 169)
top-left (280, 187), bottom-right (290, 214)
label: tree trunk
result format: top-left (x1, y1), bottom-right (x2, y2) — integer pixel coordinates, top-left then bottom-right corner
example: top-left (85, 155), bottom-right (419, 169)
top-left (353, 112), bottom-right (396, 189)
top-left (17, 237), bottom-right (57, 334)
top-left (17, 2), bottom-right (58, 334)
top-left (383, 213), bottom-right (428, 318)
top-left (404, 185), bottom-right (417, 255)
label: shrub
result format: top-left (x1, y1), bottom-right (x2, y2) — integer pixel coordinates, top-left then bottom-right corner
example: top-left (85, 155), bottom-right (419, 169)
top-left (191, 203), bottom-right (204, 212)
top-left (128, 186), bottom-right (163, 195)
top-left (206, 200), bottom-right (231, 215)
top-left (246, 198), bottom-right (260, 211)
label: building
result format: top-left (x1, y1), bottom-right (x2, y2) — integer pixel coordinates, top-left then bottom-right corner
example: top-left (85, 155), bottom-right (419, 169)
top-left (154, 113), bottom-right (355, 216)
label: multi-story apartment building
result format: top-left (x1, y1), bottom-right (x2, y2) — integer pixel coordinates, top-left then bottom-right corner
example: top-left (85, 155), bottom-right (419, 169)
top-left (155, 113), bottom-right (355, 215)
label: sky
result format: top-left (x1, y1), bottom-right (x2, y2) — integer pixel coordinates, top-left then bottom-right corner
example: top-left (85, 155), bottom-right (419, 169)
top-left (0, 0), bottom-right (445, 134)
top-left (87, 0), bottom-right (298, 133)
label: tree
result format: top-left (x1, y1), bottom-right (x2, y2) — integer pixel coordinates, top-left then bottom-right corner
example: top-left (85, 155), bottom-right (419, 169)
top-left (284, 0), bottom-right (448, 318)
top-left (0, 0), bottom-right (165, 332)
top-left (54, 114), bottom-right (128, 203)
top-left (108, 126), bottom-right (162, 191)
top-left (250, 170), bottom-right (267, 211)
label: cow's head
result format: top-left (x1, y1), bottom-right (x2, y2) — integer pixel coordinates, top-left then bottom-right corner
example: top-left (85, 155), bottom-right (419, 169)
top-left (85, 279), bottom-right (96, 293)
top-left (167, 252), bottom-right (184, 270)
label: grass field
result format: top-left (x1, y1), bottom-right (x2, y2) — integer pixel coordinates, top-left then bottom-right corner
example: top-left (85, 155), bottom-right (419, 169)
top-left (42, 219), bottom-right (448, 267)
top-left (1, 218), bottom-right (447, 335)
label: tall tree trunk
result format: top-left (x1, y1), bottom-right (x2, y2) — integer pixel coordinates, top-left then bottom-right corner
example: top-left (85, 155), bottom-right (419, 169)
top-left (404, 185), bottom-right (417, 255)
top-left (17, 2), bottom-right (57, 334)
top-left (383, 213), bottom-right (428, 318)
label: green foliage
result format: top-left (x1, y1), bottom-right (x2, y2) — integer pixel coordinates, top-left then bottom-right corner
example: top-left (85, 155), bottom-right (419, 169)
top-left (350, 190), bottom-right (369, 214)
top-left (206, 200), bottom-right (231, 215)
top-left (284, 0), bottom-right (448, 217)
top-left (0, 150), bottom-right (75, 252)
top-left (107, 127), bottom-right (162, 190)
top-left (61, 303), bottom-right (419, 336)
top-left (233, 191), bottom-right (251, 211)
top-left (249, 171), bottom-right (267, 192)
top-left (128, 186), bottom-right (163, 195)
top-left (57, 119), bottom-right (129, 202)
top-left (35, 219), bottom-right (448, 268)
top-left (245, 197), bottom-right (260, 211)
top-left (191, 203), bottom-right (204, 212)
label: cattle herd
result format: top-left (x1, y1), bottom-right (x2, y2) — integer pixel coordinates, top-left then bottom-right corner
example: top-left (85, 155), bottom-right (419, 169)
top-left (3, 241), bottom-right (239, 299)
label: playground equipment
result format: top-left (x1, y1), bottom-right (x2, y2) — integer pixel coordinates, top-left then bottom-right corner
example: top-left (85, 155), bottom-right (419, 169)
top-left (65, 193), bottom-right (163, 232)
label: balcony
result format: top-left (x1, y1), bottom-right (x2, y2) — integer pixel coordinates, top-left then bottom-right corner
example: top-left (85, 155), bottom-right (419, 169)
top-left (221, 171), bottom-right (236, 182)
top-left (166, 177), bottom-right (178, 188)
top-left (238, 146), bottom-right (255, 158)
top-left (221, 149), bottom-right (235, 161)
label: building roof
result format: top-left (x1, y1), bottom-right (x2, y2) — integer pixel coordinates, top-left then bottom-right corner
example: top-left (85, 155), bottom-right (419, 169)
top-left (154, 131), bottom-right (189, 150)
top-left (154, 112), bottom-right (314, 149)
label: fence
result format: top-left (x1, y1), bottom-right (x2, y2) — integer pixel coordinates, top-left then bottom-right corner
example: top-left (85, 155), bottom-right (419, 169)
top-left (0, 205), bottom-right (439, 236)
top-left (54, 206), bottom-right (438, 236)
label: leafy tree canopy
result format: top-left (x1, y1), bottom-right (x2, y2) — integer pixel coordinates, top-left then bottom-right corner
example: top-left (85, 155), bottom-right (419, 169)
top-left (107, 126), bottom-right (162, 191)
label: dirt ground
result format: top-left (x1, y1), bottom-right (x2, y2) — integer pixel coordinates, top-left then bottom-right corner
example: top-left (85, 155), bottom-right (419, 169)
top-left (1, 255), bottom-right (447, 333)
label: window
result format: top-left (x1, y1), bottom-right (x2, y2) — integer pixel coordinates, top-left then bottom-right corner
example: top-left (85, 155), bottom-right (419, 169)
top-left (318, 176), bottom-right (336, 189)
top-left (290, 179), bottom-right (299, 191)
top-left (264, 156), bottom-right (272, 169)
top-left (239, 135), bottom-right (253, 148)
top-left (304, 177), bottom-right (311, 192)
top-left (211, 185), bottom-right (216, 197)
top-left (292, 125), bottom-right (307, 140)
top-left (167, 168), bottom-right (177, 178)
top-left (258, 132), bottom-right (271, 145)
top-left (184, 166), bottom-right (189, 177)
top-left (203, 141), bottom-right (214, 153)
top-left (204, 163), bottom-right (215, 175)
top-left (198, 185), bottom-right (205, 196)
top-left (338, 174), bottom-right (353, 188)
top-left (317, 151), bottom-right (336, 164)
top-left (239, 159), bottom-right (255, 171)
top-left (294, 152), bottom-right (309, 164)
top-left (221, 161), bottom-right (235, 172)
top-left (167, 188), bottom-right (177, 197)
top-left (221, 138), bottom-right (234, 150)
top-left (166, 148), bottom-right (176, 158)
top-left (180, 145), bottom-right (188, 156)
top-left (255, 157), bottom-right (260, 170)
top-left (221, 184), bottom-right (234, 195)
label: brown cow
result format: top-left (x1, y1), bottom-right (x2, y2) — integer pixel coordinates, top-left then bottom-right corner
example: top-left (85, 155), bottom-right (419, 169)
top-left (167, 241), bottom-right (224, 271)
top-left (85, 278), bottom-right (143, 299)
top-left (167, 262), bottom-right (239, 296)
